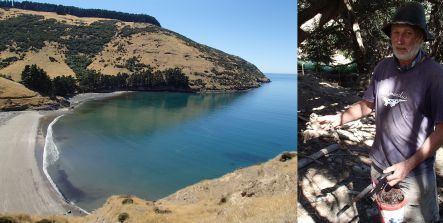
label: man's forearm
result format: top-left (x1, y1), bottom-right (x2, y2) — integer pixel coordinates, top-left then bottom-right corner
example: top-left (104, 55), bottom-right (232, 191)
top-left (339, 100), bottom-right (374, 126)
top-left (406, 123), bottom-right (443, 171)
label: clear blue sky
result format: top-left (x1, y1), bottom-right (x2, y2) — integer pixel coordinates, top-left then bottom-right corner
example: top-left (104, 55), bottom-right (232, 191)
top-left (24, 0), bottom-right (297, 74)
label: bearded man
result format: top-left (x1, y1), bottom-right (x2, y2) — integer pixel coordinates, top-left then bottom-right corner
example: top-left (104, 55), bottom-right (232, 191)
top-left (317, 2), bottom-right (443, 222)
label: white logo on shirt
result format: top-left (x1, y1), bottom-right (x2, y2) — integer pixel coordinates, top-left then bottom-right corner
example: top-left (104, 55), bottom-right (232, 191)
top-left (383, 96), bottom-right (407, 107)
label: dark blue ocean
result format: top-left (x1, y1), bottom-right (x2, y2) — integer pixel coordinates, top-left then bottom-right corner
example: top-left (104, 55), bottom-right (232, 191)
top-left (48, 73), bottom-right (297, 211)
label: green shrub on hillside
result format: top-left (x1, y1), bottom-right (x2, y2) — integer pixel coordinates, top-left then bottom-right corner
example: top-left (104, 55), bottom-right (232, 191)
top-left (0, 74), bottom-right (13, 80)
top-left (0, 15), bottom-right (117, 76)
top-left (62, 20), bottom-right (118, 57)
top-left (118, 213), bottom-right (129, 223)
top-left (35, 219), bottom-right (55, 223)
top-left (0, 15), bottom-right (67, 53)
top-left (0, 216), bottom-right (17, 223)
top-left (0, 56), bottom-right (18, 69)
top-left (118, 25), bottom-right (161, 37)
top-left (125, 56), bottom-right (153, 73)
top-left (65, 54), bottom-right (92, 75)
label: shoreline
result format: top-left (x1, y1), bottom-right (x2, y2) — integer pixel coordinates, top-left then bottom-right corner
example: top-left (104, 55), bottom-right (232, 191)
top-left (0, 91), bottom-right (130, 216)
top-left (0, 111), bottom-right (67, 215)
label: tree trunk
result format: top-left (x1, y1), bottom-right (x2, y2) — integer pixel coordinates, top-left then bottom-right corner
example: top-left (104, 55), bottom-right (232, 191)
top-left (298, 0), bottom-right (343, 45)
top-left (341, 0), bottom-right (368, 73)
top-left (429, 1), bottom-right (442, 62)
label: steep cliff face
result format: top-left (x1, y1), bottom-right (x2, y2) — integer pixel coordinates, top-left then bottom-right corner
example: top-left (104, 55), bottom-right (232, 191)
top-left (0, 152), bottom-right (296, 223)
top-left (0, 8), bottom-right (269, 96)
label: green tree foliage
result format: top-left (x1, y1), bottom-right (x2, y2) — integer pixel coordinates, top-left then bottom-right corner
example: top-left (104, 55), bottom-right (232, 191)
top-left (164, 68), bottom-right (190, 89)
top-left (53, 75), bottom-right (76, 97)
top-left (0, 56), bottom-right (19, 69)
top-left (115, 73), bottom-right (129, 89)
top-left (65, 54), bottom-right (93, 75)
top-left (76, 69), bottom-right (100, 93)
top-left (127, 71), bottom-right (149, 89)
top-left (0, 1), bottom-right (161, 26)
top-left (62, 20), bottom-right (118, 56)
top-left (20, 64), bottom-right (53, 95)
top-left (0, 14), bottom-right (117, 75)
top-left (125, 56), bottom-right (153, 73)
top-left (299, 0), bottom-right (443, 75)
top-left (0, 15), bottom-right (67, 52)
top-left (118, 25), bottom-right (161, 37)
top-left (18, 65), bottom-right (190, 95)
top-left (428, 0), bottom-right (443, 62)
top-left (303, 25), bottom-right (338, 70)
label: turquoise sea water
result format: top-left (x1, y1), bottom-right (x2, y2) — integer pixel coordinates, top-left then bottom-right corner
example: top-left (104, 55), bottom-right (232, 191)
top-left (49, 73), bottom-right (297, 211)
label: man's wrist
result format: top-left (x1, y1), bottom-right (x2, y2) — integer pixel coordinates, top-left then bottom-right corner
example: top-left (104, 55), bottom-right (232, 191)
top-left (405, 155), bottom-right (420, 173)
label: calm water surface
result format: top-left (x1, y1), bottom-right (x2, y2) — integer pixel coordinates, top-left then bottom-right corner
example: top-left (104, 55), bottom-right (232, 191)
top-left (49, 73), bottom-right (297, 211)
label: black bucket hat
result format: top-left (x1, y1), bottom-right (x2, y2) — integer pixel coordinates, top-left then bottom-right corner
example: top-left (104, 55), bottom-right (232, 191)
top-left (382, 2), bottom-right (434, 41)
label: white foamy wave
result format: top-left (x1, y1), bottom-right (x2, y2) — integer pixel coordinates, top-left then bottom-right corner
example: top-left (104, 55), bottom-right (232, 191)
top-left (42, 115), bottom-right (91, 215)
top-left (42, 116), bottom-right (66, 205)
top-left (44, 115), bottom-right (63, 168)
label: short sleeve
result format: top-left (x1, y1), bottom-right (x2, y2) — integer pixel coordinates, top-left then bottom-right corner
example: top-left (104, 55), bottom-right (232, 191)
top-left (362, 60), bottom-right (386, 104)
top-left (430, 74), bottom-right (443, 124)
top-left (362, 76), bottom-right (376, 103)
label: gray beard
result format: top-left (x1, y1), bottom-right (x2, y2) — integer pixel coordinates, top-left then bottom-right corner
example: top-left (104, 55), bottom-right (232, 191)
top-left (393, 43), bottom-right (422, 62)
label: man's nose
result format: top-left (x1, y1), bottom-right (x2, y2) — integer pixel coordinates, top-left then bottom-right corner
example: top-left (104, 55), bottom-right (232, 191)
top-left (396, 34), bottom-right (405, 44)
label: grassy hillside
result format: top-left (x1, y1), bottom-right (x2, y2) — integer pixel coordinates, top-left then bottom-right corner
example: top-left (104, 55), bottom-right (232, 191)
top-left (0, 7), bottom-right (269, 111)
top-left (0, 152), bottom-right (296, 223)
top-left (0, 77), bottom-right (61, 110)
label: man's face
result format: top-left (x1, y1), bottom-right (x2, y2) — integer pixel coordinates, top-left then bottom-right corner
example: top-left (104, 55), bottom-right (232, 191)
top-left (391, 24), bottom-right (423, 64)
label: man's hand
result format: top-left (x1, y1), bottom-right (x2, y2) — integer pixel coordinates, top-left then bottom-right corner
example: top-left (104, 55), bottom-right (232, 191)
top-left (383, 160), bottom-right (414, 186)
top-left (316, 114), bottom-right (341, 129)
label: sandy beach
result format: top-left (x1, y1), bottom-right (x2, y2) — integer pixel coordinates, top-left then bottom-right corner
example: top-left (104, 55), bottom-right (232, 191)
top-left (0, 111), bottom-right (67, 215)
top-left (0, 91), bottom-right (129, 215)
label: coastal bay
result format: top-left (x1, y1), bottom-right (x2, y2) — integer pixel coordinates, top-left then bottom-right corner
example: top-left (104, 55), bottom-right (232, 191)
top-left (48, 73), bottom-right (297, 211)
top-left (0, 74), bottom-right (296, 215)
top-left (0, 91), bottom-right (130, 215)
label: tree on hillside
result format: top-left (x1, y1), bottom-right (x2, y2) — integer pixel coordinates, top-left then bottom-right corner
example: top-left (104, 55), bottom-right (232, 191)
top-left (20, 64), bottom-right (53, 96)
top-left (76, 69), bottom-right (100, 93)
top-left (53, 75), bottom-right (76, 97)
top-left (164, 68), bottom-right (190, 89)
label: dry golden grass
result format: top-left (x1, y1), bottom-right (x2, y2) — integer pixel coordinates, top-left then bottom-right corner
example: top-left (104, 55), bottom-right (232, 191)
top-left (0, 77), bottom-right (59, 110)
top-left (0, 213), bottom-right (79, 223)
top-left (1, 6), bottom-right (267, 101)
top-left (83, 153), bottom-right (296, 223)
top-left (0, 8), bottom-right (105, 25)
top-left (0, 42), bottom-right (75, 81)
top-left (0, 50), bottom-right (20, 60)
top-left (0, 77), bottom-right (37, 98)
top-left (88, 29), bottom-right (216, 79)
top-left (0, 153), bottom-right (296, 223)
top-left (0, 96), bottom-right (58, 110)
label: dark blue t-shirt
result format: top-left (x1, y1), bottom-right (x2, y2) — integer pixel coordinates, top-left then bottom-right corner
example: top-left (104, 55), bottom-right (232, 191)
top-left (363, 56), bottom-right (443, 175)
